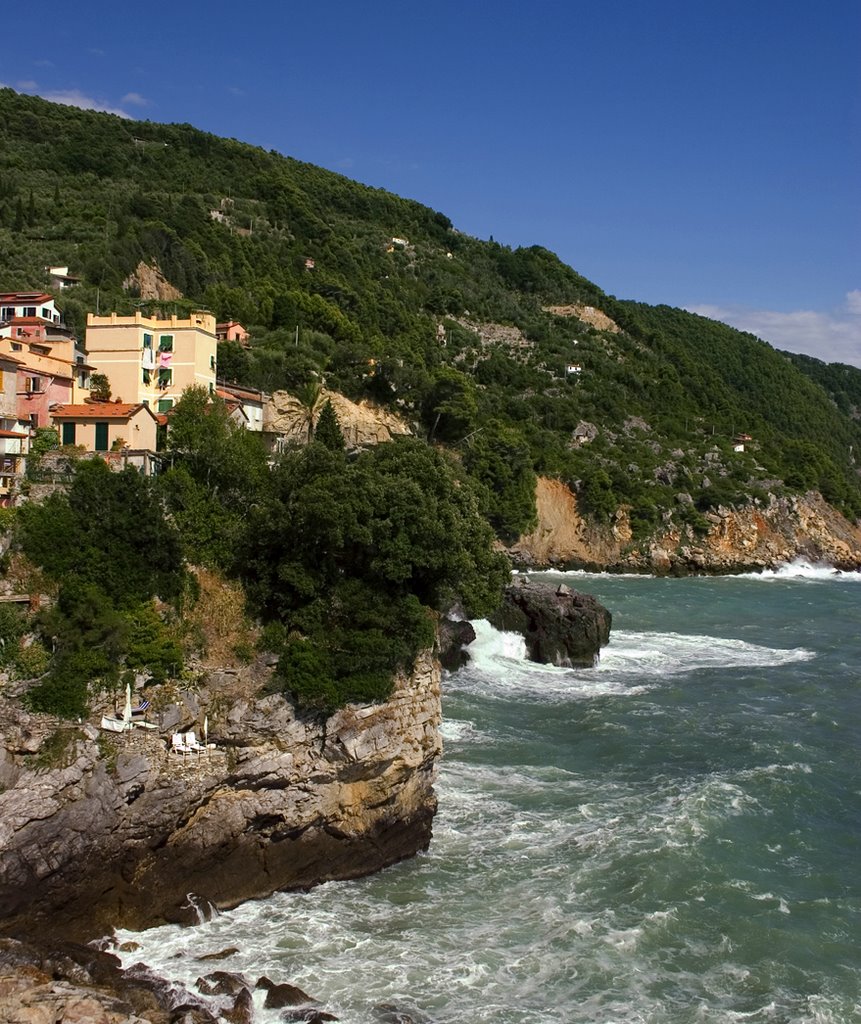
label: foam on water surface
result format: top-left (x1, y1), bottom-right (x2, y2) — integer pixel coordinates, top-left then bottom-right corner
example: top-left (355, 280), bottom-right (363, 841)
top-left (453, 619), bottom-right (814, 703)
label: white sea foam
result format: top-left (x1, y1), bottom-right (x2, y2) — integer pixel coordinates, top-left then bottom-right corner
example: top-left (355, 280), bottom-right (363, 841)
top-left (452, 619), bottom-right (814, 702)
top-left (735, 559), bottom-right (861, 582)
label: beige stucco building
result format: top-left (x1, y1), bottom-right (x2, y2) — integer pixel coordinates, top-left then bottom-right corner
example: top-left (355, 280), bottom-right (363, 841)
top-left (51, 402), bottom-right (159, 454)
top-left (85, 311), bottom-right (217, 414)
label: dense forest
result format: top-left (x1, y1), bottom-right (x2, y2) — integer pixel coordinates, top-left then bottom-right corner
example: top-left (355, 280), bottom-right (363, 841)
top-left (1, 87), bottom-right (860, 717)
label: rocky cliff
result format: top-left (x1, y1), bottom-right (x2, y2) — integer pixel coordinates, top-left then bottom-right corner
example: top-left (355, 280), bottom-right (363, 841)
top-left (0, 649), bottom-right (441, 942)
top-left (511, 477), bottom-right (861, 573)
top-left (263, 389), bottom-right (412, 449)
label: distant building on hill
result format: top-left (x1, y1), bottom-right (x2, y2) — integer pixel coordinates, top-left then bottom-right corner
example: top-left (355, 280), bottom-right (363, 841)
top-left (45, 266), bottom-right (82, 290)
top-left (85, 310), bottom-right (217, 415)
top-left (216, 320), bottom-right (249, 345)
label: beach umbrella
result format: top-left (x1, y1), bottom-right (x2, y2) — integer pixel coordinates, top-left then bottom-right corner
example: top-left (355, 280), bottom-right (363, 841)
top-left (122, 682), bottom-right (133, 731)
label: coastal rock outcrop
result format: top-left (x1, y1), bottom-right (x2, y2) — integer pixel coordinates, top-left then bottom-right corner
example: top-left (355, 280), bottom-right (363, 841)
top-left (511, 478), bottom-right (861, 573)
top-left (0, 649), bottom-right (441, 941)
top-left (489, 577), bottom-right (612, 667)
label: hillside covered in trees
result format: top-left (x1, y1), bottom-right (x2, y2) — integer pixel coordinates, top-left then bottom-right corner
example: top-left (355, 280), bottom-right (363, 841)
top-left (2, 85), bottom-right (860, 539)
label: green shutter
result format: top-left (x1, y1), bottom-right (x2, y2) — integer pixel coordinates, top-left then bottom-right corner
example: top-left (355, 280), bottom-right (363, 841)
top-left (61, 422), bottom-right (76, 446)
top-left (95, 422), bottom-right (109, 451)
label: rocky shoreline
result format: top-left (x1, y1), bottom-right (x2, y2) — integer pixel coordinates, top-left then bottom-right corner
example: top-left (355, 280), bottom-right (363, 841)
top-left (509, 481), bottom-right (861, 574)
top-left (0, 648), bottom-right (441, 943)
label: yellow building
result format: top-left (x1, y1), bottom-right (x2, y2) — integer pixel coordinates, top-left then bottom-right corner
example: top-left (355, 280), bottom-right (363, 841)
top-left (85, 311), bottom-right (217, 414)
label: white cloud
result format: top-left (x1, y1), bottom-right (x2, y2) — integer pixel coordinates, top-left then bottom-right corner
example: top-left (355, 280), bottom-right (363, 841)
top-left (16, 79), bottom-right (37, 90)
top-left (121, 91), bottom-right (149, 107)
top-left (685, 291), bottom-right (861, 368)
top-left (34, 88), bottom-right (130, 118)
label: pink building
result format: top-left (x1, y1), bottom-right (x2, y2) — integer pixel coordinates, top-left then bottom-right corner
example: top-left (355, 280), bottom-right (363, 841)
top-left (215, 320), bottom-right (250, 346)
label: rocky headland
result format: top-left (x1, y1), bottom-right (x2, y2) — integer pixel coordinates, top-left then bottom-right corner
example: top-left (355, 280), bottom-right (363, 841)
top-left (0, 648), bottom-right (441, 944)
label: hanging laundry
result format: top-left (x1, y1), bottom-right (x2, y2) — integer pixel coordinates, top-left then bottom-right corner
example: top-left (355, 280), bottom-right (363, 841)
top-left (142, 348), bottom-right (155, 369)
top-left (158, 351), bottom-right (173, 367)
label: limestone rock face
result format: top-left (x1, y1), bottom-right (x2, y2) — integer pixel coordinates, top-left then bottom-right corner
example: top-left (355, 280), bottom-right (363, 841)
top-left (0, 650), bottom-right (441, 941)
top-left (264, 389), bottom-right (412, 449)
top-left (122, 260), bottom-right (183, 301)
top-left (489, 577), bottom-right (612, 667)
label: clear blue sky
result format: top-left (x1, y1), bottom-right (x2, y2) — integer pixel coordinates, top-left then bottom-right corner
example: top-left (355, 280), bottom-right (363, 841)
top-left (4, 1), bottom-right (860, 363)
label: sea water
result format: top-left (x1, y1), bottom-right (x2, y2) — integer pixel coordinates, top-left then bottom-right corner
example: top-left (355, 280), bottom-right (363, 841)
top-left (115, 564), bottom-right (861, 1023)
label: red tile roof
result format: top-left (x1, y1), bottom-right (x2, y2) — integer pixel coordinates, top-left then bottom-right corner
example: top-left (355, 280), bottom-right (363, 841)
top-left (0, 293), bottom-right (54, 305)
top-left (51, 403), bottom-right (147, 420)
top-left (0, 429), bottom-right (27, 438)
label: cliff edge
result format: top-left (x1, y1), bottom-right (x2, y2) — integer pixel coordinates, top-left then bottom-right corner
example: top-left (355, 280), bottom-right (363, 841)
top-left (0, 649), bottom-right (441, 942)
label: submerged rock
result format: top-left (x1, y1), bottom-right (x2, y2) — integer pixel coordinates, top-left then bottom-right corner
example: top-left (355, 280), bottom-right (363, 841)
top-left (489, 577), bottom-right (611, 667)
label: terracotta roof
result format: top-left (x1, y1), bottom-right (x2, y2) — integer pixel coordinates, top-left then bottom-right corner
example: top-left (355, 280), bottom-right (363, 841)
top-left (0, 429), bottom-right (27, 438)
top-left (51, 403), bottom-right (146, 419)
top-left (217, 382), bottom-right (264, 401)
top-left (0, 293), bottom-right (54, 305)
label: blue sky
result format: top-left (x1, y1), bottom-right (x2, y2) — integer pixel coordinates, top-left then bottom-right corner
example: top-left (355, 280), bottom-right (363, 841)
top-left (4, 1), bottom-right (860, 364)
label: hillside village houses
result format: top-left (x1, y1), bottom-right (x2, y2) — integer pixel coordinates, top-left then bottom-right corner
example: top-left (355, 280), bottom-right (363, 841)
top-left (0, 288), bottom-right (272, 505)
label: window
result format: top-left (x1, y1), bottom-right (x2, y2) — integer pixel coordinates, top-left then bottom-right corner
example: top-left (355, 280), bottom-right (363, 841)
top-left (41, 308), bottom-right (51, 319)
top-left (210, 355), bottom-right (216, 370)
top-left (23, 307), bottom-right (36, 317)
top-left (158, 335), bottom-right (174, 352)
top-left (62, 422), bottom-right (76, 446)
top-left (157, 398), bottom-right (173, 413)
top-left (143, 333), bottom-right (153, 349)
top-left (1, 307), bottom-right (14, 320)
top-left (94, 422), bottom-right (109, 451)
top-left (142, 369), bottom-right (151, 385)
top-left (209, 382), bottom-right (215, 395)
top-left (10, 343), bottom-right (22, 351)
top-left (25, 377), bottom-right (41, 393)
top-left (157, 368), bottom-right (172, 388)
top-left (0, 369), bottom-right (3, 388)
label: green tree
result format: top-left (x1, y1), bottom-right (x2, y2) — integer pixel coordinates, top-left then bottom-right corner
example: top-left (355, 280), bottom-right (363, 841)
top-left (313, 398), bottom-right (345, 451)
top-left (89, 373), bottom-right (111, 401)
top-left (242, 438), bottom-right (509, 708)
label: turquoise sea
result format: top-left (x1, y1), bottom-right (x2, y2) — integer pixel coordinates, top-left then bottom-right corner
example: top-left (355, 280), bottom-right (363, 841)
top-left (117, 563), bottom-right (861, 1023)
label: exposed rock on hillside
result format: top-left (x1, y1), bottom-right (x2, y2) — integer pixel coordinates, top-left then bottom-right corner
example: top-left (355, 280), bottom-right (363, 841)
top-left (509, 477), bottom-right (623, 567)
top-left (122, 260), bottom-right (183, 301)
top-left (0, 649), bottom-right (441, 941)
top-left (264, 388), bottom-right (412, 448)
top-left (542, 303), bottom-right (621, 333)
top-left (489, 577), bottom-right (611, 667)
top-left (511, 478), bottom-right (861, 573)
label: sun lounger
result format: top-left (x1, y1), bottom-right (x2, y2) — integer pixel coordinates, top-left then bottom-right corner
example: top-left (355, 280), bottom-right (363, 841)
top-left (171, 733), bottom-right (189, 754)
top-left (184, 731), bottom-right (206, 752)
top-left (131, 699), bottom-right (150, 717)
